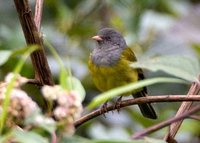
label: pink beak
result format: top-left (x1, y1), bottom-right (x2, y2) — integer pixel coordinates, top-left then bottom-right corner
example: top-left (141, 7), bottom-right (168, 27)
top-left (92, 35), bottom-right (103, 41)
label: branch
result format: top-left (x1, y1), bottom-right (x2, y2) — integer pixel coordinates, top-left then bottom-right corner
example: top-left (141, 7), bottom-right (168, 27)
top-left (164, 81), bottom-right (200, 140)
top-left (34, 0), bottom-right (44, 30)
top-left (74, 95), bottom-right (200, 128)
top-left (51, 131), bottom-right (57, 143)
top-left (132, 104), bottom-right (200, 139)
top-left (188, 115), bottom-right (200, 121)
top-left (27, 79), bottom-right (42, 86)
top-left (14, 0), bottom-right (54, 85)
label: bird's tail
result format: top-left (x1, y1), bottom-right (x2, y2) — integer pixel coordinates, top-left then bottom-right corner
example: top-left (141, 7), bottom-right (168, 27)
top-left (133, 92), bottom-right (157, 119)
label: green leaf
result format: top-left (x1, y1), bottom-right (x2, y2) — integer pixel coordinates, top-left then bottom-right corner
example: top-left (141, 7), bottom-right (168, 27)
top-left (93, 138), bottom-right (166, 143)
top-left (25, 110), bottom-right (56, 134)
top-left (60, 136), bottom-right (166, 143)
top-left (13, 129), bottom-right (48, 143)
top-left (93, 140), bottom-right (143, 143)
top-left (60, 136), bottom-right (91, 143)
top-left (0, 50), bottom-right (12, 66)
top-left (60, 67), bottom-right (71, 89)
top-left (0, 131), bottom-right (13, 143)
top-left (192, 44), bottom-right (200, 60)
top-left (131, 56), bottom-right (200, 82)
top-left (144, 137), bottom-right (166, 143)
top-left (66, 76), bottom-right (86, 101)
top-left (0, 47), bottom-right (37, 67)
top-left (87, 77), bottom-right (187, 109)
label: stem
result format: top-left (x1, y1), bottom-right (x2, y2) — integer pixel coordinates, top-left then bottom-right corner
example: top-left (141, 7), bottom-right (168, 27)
top-left (34, 0), bottom-right (44, 30)
top-left (74, 95), bottom-right (200, 128)
top-left (132, 104), bottom-right (200, 139)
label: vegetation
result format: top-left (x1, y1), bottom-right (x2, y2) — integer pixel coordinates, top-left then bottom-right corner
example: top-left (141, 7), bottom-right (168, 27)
top-left (0, 0), bottom-right (200, 142)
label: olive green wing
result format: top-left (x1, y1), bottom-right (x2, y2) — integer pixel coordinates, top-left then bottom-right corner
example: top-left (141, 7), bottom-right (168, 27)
top-left (122, 47), bottom-right (147, 93)
top-left (122, 48), bottom-right (157, 119)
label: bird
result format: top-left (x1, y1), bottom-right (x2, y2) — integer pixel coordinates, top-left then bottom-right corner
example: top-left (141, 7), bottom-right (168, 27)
top-left (88, 28), bottom-right (157, 119)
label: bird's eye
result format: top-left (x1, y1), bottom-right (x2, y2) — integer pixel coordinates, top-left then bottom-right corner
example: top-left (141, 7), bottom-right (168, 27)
top-left (105, 37), bottom-right (111, 41)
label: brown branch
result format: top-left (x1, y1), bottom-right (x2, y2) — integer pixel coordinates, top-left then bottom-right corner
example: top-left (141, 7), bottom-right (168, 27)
top-left (14, 0), bottom-right (54, 85)
top-left (164, 81), bottom-right (200, 141)
top-left (188, 115), bottom-right (200, 121)
top-left (34, 0), bottom-right (43, 30)
top-left (27, 79), bottom-right (42, 86)
top-left (74, 95), bottom-right (200, 128)
top-left (51, 131), bottom-right (57, 143)
top-left (131, 104), bottom-right (200, 139)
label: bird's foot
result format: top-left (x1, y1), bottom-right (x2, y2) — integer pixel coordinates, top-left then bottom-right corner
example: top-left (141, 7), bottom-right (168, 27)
top-left (114, 96), bottom-right (123, 112)
top-left (100, 101), bottom-right (108, 117)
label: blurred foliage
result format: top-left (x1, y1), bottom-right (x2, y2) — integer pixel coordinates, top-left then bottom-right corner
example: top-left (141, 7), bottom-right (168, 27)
top-left (1, 0), bottom-right (200, 142)
top-left (87, 77), bottom-right (187, 109)
top-left (131, 55), bottom-right (200, 82)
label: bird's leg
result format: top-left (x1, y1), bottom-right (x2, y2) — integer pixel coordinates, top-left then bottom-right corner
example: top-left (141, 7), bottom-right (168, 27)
top-left (100, 101), bottom-right (108, 117)
top-left (114, 96), bottom-right (123, 112)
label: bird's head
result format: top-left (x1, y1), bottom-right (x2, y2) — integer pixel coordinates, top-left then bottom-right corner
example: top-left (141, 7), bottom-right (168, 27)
top-left (92, 28), bottom-right (126, 50)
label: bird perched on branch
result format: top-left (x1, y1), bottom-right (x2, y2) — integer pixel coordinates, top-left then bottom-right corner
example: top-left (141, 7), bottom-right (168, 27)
top-left (88, 28), bottom-right (157, 119)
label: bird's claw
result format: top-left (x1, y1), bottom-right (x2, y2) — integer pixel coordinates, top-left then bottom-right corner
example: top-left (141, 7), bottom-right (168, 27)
top-left (100, 101), bottom-right (108, 117)
top-left (114, 96), bottom-right (123, 112)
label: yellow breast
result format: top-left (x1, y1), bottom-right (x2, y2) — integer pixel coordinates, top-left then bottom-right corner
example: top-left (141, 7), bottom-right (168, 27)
top-left (88, 50), bottom-right (138, 94)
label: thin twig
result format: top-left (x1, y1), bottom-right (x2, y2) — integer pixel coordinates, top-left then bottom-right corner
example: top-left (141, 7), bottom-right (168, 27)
top-left (132, 104), bottom-right (200, 139)
top-left (74, 95), bottom-right (200, 128)
top-left (189, 115), bottom-right (200, 121)
top-left (27, 79), bottom-right (42, 86)
top-left (164, 81), bottom-right (200, 141)
top-left (51, 131), bottom-right (57, 143)
top-left (34, 0), bottom-right (44, 30)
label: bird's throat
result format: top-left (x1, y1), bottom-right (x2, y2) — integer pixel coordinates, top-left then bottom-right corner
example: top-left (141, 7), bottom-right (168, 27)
top-left (91, 47), bottom-right (122, 66)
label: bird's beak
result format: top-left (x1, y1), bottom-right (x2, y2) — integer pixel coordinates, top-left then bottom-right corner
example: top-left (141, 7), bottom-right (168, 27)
top-left (92, 35), bottom-right (103, 41)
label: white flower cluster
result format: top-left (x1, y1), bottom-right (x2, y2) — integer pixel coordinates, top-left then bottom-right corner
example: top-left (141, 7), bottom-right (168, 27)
top-left (0, 73), bottom-right (83, 136)
top-left (42, 85), bottom-right (83, 135)
top-left (5, 73), bottom-right (28, 87)
top-left (0, 73), bottom-right (39, 127)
